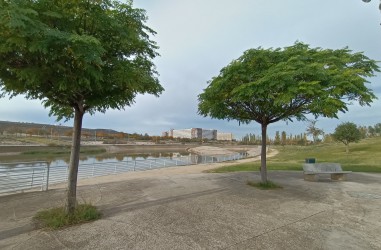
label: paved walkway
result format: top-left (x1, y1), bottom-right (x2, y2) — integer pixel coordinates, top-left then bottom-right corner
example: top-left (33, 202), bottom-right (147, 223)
top-left (0, 156), bottom-right (380, 249)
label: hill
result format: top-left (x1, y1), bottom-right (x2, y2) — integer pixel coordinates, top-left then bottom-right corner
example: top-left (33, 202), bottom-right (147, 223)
top-left (0, 120), bottom-right (119, 138)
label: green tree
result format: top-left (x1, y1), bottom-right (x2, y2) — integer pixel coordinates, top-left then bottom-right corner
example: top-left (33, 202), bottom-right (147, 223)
top-left (323, 134), bottom-right (334, 143)
top-left (274, 131), bottom-right (281, 145)
top-left (368, 125), bottom-right (376, 137)
top-left (306, 120), bottom-right (324, 143)
top-left (198, 42), bottom-right (378, 183)
top-left (358, 126), bottom-right (368, 139)
top-left (332, 122), bottom-right (362, 153)
top-left (281, 131), bottom-right (287, 146)
top-left (374, 123), bottom-right (381, 135)
top-left (0, 0), bottom-right (163, 214)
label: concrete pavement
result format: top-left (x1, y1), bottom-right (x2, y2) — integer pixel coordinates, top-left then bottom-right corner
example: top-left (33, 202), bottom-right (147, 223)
top-left (0, 167), bottom-right (380, 249)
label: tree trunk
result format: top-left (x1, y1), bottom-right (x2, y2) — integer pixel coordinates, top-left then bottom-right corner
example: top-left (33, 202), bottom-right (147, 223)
top-left (260, 123), bottom-right (268, 183)
top-left (66, 107), bottom-right (84, 215)
top-left (345, 144), bottom-right (349, 154)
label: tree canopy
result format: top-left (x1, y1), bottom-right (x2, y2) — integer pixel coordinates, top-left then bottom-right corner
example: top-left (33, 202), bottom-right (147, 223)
top-left (0, 0), bottom-right (163, 214)
top-left (0, 0), bottom-right (163, 119)
top-left (198, 42), bottom-right (379, 183)
top-left (332, 122), bottom-right (362, 153)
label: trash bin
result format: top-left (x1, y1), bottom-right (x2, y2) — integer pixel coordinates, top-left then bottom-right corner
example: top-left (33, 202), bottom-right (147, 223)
top-left (305, 158), bottom-right (316, 163)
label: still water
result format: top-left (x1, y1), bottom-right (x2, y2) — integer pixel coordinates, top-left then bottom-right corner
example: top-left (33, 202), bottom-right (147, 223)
top-left (0, 151), bottom-right (191, 168)
top-left (0, 151), bottom-right (247, 194)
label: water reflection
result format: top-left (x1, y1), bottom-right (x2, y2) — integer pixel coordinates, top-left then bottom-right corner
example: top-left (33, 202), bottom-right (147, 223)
top-left (0, 151), bottom-right (247, 194)
top-left (0, 150), bottom-right (247, 169)
top-left (0, 151), bottom-right (192, 168)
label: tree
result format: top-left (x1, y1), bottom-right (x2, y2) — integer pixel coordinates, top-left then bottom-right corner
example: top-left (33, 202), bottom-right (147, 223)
top-left (198, 42), bottom-right (379, 183)
top-left (306, 120), bottom-right (324, 143)
top-left (374, 123), bottom-right (381, 135)
top-left (0, 0), bottom-right (163, 215)
top-left (323, 134), bottom-right (334, 143)
top-left (281, 131), bottom-right (287, 146)
top-left (274, 131), bottom-right (281, 145)
top-left (332, 122), bottom-right (362, 153)
top-left (358, 126), bottom-right (368, 138)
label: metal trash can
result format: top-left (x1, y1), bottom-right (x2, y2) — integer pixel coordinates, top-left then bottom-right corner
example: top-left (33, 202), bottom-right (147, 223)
top-left (305, 158), bottom-right (316, 163)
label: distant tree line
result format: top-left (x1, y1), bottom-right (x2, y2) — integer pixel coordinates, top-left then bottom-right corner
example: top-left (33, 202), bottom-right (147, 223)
top-left (241, 132), bottom-right (308, 146)
top-left (241, 122), bottom-right (381, 146)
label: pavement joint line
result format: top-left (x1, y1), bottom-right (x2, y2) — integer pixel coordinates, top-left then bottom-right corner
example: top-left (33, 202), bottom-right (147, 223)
top-left (0, 188), bottom-right (228, 241)
top-left (101, 187), bottom-right (229, 216)
top-left (0, 224), bottom-right (35, 241)
top-left (219, 209), bottom-right (328, 250)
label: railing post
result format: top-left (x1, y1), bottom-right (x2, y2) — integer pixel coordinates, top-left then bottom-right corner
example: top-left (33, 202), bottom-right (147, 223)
top-left (66, 165), bottom-right (69, 181)
top-left (134, 160), bottom-right (136, 171)
top-left (31, 168), bottom-right (35, 188)
top-left (45, 162), bottom-right (50, 191)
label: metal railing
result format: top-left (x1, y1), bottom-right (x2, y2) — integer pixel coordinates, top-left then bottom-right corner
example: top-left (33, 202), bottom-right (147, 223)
top-left (0, 153), bottom-right (246, 195)
top-left (0, 161), bottom-right (49, 194)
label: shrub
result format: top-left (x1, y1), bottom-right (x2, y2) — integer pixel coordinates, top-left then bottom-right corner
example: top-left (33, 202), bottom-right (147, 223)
top-left (34, 204), bottom-right (101, 229)
top-left (246, 180), bottom-right (282, 190)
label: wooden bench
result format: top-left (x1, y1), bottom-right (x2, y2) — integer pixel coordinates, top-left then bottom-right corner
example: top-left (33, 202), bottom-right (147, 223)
top-left (303, 163), bottom-right (351, 181)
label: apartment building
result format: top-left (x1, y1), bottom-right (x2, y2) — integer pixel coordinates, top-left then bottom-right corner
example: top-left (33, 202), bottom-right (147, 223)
top-left (166, 128), bottom-right (232, 141)
top-left (216, 132), bottom-right (233, 141)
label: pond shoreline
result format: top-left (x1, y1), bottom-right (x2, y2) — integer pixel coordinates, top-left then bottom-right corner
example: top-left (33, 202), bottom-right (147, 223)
top-left (0, 144), bottom-right (258, 153)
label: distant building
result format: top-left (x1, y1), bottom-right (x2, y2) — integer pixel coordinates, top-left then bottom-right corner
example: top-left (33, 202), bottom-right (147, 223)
top-left (202, 129), bottom-right (217, 140)
top-left (165, 128), bottom-right (231, 141)
top-left (162, 131), bottom-right (169, 137)
top-left (217, 132), bottom-right (233, 141)
top-left (171, 128), bottom-right (201, 139)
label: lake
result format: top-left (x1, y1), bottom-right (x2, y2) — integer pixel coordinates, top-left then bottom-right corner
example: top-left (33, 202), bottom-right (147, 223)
top-left (0, 150), bottom-right (247, 194)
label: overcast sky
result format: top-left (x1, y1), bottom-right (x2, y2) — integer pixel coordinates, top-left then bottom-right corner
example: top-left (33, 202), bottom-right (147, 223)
top-left (0, 0), bottom-right (380, 139)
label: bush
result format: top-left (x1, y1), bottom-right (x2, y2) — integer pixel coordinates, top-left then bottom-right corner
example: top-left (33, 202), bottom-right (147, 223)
top-left (34, 204), bottom-right (101, 229)
top-left (246, 180), bottom-right (282, 190)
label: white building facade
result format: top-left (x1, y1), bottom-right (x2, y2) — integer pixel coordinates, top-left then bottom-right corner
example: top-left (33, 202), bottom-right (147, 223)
top-left (217, 132), bottom-right (233, 141)
top-left (171, 128), bottom-right (202, 139)
top-left (167, 128), bottom-right (232, 141)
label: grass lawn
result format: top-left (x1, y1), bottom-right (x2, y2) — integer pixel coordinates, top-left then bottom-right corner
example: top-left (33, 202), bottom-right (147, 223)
top-left (209, 137), bottom-right (381, 173)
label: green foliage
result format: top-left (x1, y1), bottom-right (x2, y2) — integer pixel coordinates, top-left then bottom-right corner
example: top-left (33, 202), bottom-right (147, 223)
top-left (0, 0), bottom-right (164, 216)
top-left (368, 123), bottom-right (381, 136)
top-left (332, 122), bottom-right (362, 152)
top-left (34, 204), bottom-right (101, 229)
top-left (333, 122), bottom-right (362, 145)
top-left (198, 42), bottom-right (378, 125)
top-left (0, 0), bottom-right (163, 120)
top-left (0, 0), bottom-right (163, 215)
top-left (198, 42), bottom-right (379, 182)
top-left (246, 180), bottom-right (282, 189)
